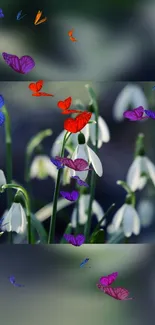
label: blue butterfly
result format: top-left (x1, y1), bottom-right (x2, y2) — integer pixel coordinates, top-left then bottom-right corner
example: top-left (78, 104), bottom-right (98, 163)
top-left (16, 10), bottom-right (27, 20)
top-left (50, 157), bottom-right (64, 170)
top-left (144, 109), bottom-right (155, 120)
top-left (0, 9), bottom-right (4, 18)
top-left (0, 95), bottom-right (4, 109)
top-left (8, 276), bottom-right (24, 287)
top-left (0, 112), bottom-right (5, 126)
top-left (80, 258), bottom-right (90, 268)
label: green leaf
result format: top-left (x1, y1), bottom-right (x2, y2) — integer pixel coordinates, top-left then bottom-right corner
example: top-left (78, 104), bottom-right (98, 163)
top-left (31, 214), bottom-right (48, 243)
top-left (60, 223), bottom-right (72, 243)
top-left (26, 129), bottom-right (53, 157)
top-left (85, 84), bottom-right (98, 111)
top-left (90, 229), bottom-right (104, 243)
top-left (35, 198), bottom-right (74, 222)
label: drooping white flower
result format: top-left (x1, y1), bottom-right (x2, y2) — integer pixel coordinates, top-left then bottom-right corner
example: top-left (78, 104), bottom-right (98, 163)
top-left (71, 194), bottom-right (105, 227)
top-left (1, 203), bottom-right (27, 234)
top-left (113, 83), bottom-right (148, 121)
top-left (70, 143), bottom-right (103, 180)
top-left (30, 155), bottom-right (56, 180)
top-left (89, 113), bottom-right (110, 148)
top-left (0, 169), bottom-right (6, 187)
top-left (137, 199), bottom-right (154, 228)
top-left (126, 155), bottom-right (155, 192)
top-left (108, 203), bottom-right (140, 237)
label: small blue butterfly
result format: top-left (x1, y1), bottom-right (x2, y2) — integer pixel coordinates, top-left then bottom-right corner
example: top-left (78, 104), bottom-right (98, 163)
top-left (80, 258), bottom-right (90, 268)
top-left (8, 275), bottom-right (24, 287)
top-left (0, 95), bottom-right (4, 109)
top-left (16, 10), bottom-right (27, 20)
top-left (0, 9), bottom-right (4, 18)
top-left (50, 157), bottom-right (64, 170)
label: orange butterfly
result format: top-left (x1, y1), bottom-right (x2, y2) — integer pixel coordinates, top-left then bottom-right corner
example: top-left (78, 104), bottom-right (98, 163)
top-left (34, 10), bottom-right (47, 25)
top-left (64, 111), bottom-right (92, 133)
top-left (28, 80), bottom-right (54, 96)
top-left (68, 29), bottom-right (77, 42)
top-left (57, 96), bottom-right (82, 114)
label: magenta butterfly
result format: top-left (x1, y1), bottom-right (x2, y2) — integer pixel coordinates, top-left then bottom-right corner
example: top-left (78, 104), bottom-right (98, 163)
top-left (64, 234), bottom-right (85, 246)
top-left (55, 156), bottom-right (91, 171)
top-left (72, 176), bottom-right (89, 187)
top-left (2, 52), bottom-right (35, 74)
top-left (103, 287), bottom-right (133, 301)
top-left (123, 106), bottom-right (148, 121)
top-left (60, 190), bottom-right (79, 201)
top-left (99, 272), bottom-right (118, 286)
top-left (144, 109), bottom-right (155, 119)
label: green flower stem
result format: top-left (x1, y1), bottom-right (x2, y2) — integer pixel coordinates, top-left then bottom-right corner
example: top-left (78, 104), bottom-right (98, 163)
top-left (2, 106), bottom-right (13, 243)
top-left (84, 92), bottom-right (99, 243)
top-left (2, 184), bottom-right (32, 244)
top-left (116, 180), bottom-right (132, 194)
top-left (48, 132), bottom-right (71, 244)
top-left (89, 203), bottom-right (115, 242)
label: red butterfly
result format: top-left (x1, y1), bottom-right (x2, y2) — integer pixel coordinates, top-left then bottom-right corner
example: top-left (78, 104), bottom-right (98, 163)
top-left (28, 80), bottom-right (54, 96)
top-left (55, 157), bottom-right (91, 171)
top-left (64, 111), bottom-right (92, 133)
top-left (68, 29), bottom-right (77, 42)
top-left (97, 285), bottom-right (133, 301)
top-left (57, 97), bottom-right (82, 114)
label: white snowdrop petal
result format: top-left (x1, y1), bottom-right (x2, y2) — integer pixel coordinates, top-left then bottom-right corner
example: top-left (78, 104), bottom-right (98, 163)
top-left (132, 85), bottom-right (148, 109)
top-left (113, 84), bottom-right (134, 121)
top-left (137, 176), bottom-right (147, 190)
top-left (126, 156), bottom-right (141, 192)
top-left (79, 195), bottom-right (90, 224)
top-left (111, 204), bottom-right (127, 230)
top-left (71, 208), bottom-right (78, 228)
top-left (144, 157), bottom-right (155, 187)
top-left (123, 205), bottom-right (135, 237)
top-left (92, 200), bottom-right (105, 225)
top-left (87, 145), bottom-right (103, 177)
top-left (137, 199), bottom-right (154, 228)
top-left (51, 130), bottom-right (66, 157)
top-left (0, 170), bottom-right (6, 187)
top-left (132, 211), bottom-right (141, 235)
top-left (98, 116), bottom-right (110, 143)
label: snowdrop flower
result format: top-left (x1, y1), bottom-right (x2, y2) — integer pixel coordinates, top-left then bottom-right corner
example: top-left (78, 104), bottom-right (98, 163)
top-left (0, 169), bottom-right (6, 187)
top-left (126, 155), bottom-right (155, 192)
top-left (30, 155), bottom-right (56, 180)
top-left (1, 203), bottom-right (27, 234)
top-left (137, 199), bottom-right (154, 228)
top-left (70, 133), bottom-right (103, 180)
top-left (88, 113), bottom-right (110, 148)
top-left (71, 194), bottom-right (105, 227)
top-left (108, 203), bottom-right (140, 237)
top-left (113, 83), bottom-right (148, 121)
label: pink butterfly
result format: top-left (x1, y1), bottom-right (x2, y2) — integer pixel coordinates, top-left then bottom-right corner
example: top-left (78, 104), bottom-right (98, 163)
top-left (123, 106), bottom-right (148, 121)
top-left (55, 157), bottom-right (91, 171)
top-left (2, 52), bottom-right (35, 74)
top-left (99, 272), bottom-right (118, 286)
top-left (103, 287), bottom-right (133, 301)
top-left (64, 234), bottom-right (85, 246)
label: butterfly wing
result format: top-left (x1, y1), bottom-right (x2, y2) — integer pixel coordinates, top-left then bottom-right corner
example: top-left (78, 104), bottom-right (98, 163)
top-left (14, 282), bottom-right (24, 287)
top-left (73, 158), bottom-right (89, 171)
top-left (133, 106), bottom-right (144, 118)
top-left (34, 92), bottom-right (54, 97)
top-left (100, 272), bottom-right (118, 286)
top-left (0, 95), bottom-right (4, 109)
top-left (57, 97), bottom-right (72, 111)
top-left (2, 52), bottom-right (21, 73)
top-left (144, 109), bottom-right (155, 119)
top-left (103, 287), bottom-right (133, 300)
top-left (64, 234), bottom-right (77, 246)
top-left (56, 157), bottom-right (77, 170)
top-left (34, 10), bottom-right (42, 24)
top-left (96, 283), bottom-right (105, 292)
top-left (0, 112), bottom-right (5, 126)
top-left (50, 158), bottom-right (64, 169)
top-left (80, 258), bottom-right (89, 267)
top-left (28, 80), bottom-right (43, 92)
top-left (70, 190), bottom-right (79, 201)
top-left (16, 10), bottom-right (22, 20)
top-left (19, 55), bottom-right (35, 74)
top-left (60, 191), bottom-right (77, 201)
top-left (75, 234), bottom-right (85, 246)
top-left (72, 176), bottom-right (89, 187)
top-left (35, 17), bottom-right (47, 25)
top-left (64, 112), bottom-right (92, 133)
top-left (68, 29), bottom-right (73, 37)
top-left (0, 8), bottom-right (4, 18)
top-left (123, 110), bottom-right (139, 121)
top-left (70, 37), bottom-right (77, 42)
top-left (9, 276), bottom-right (16, 285)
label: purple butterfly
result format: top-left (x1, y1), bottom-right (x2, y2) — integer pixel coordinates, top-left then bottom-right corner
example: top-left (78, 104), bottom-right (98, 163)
top-left (144, 109), bottom-right (155, 119)
top-left (0, 9), bottom-right (4, 18)
top-left (50, 157), bottom-right (64, 170)
top-left (2, 52), bottom-right (35, 74)
top-left (64, 234), bottom-right (85, 246)
top-left (123, 106), bottom-right (148, 121)
top-left (8, 276), bottom-right (24, 287)
top-left (60, 190), bottom-right (79, 201)
top-left (72, 176), bottom-right (89, 187)
top-left (0, 112), bottom-right (5, 126)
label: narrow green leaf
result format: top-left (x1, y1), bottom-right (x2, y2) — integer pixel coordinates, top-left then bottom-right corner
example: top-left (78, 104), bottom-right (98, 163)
top-left (90, 229), bottom-right (104, 243)
top-left (60, 223), bottom-right (72, 243)
top-left (31, 214), bottom-right (48, 243)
